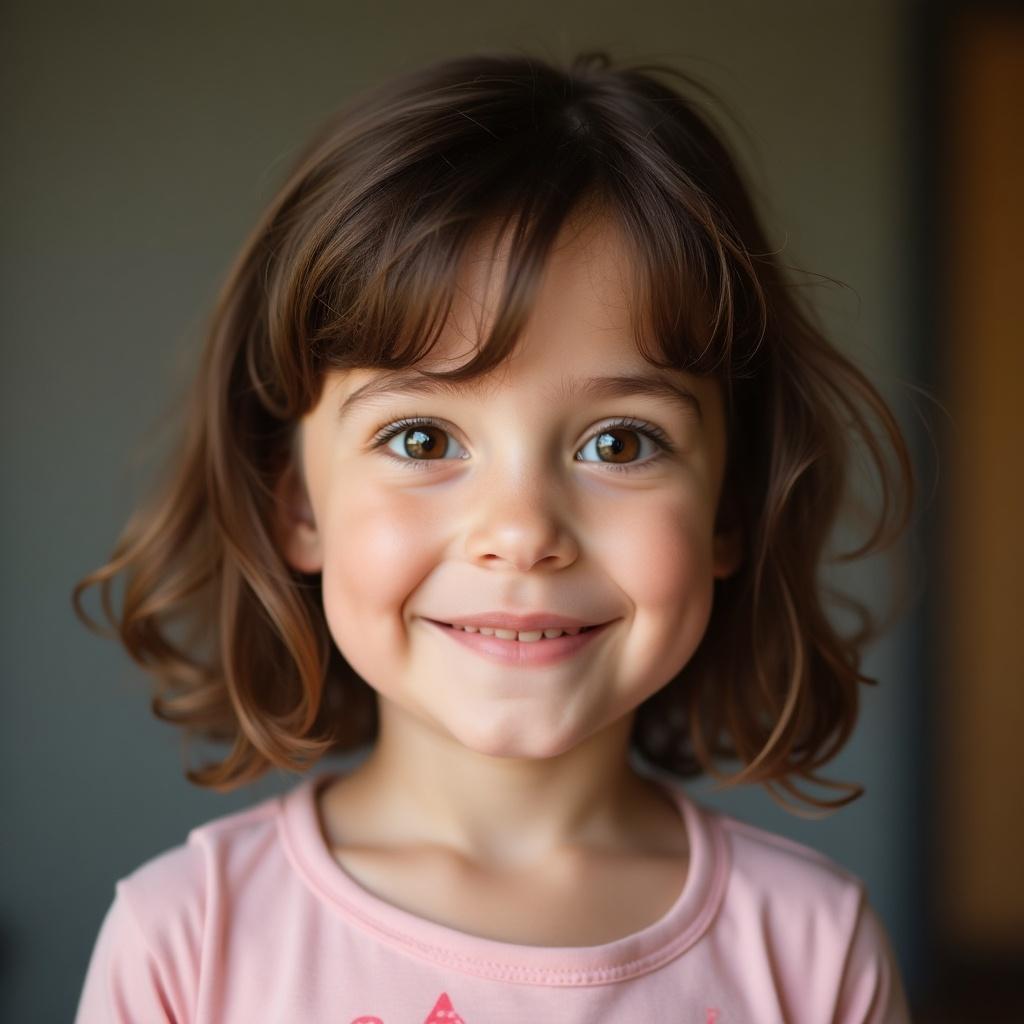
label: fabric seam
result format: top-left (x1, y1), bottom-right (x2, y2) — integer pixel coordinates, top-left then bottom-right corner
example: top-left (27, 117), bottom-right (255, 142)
top-left (117, 879), bottom-right (190, 1023)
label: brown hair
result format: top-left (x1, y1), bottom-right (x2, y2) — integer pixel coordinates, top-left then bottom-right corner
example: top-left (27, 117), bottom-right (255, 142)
top-left (72, 50), bottom-right (915, 813)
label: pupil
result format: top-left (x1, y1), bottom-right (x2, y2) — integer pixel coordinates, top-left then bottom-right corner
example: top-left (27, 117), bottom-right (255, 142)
top-left (406, 427), bottom-right (443, 458)
top-left (596, 429), bottom-right (635, 462)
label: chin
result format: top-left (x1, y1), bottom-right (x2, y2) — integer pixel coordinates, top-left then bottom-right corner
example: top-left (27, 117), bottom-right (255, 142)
top-left (446, 719), bottom-right (585, 762)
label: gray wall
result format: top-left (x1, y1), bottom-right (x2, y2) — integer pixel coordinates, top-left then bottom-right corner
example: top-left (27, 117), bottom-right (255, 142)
top-left (2, 2), bottom-right (922, 1018)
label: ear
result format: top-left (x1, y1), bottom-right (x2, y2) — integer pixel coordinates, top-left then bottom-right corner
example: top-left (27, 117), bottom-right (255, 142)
top-left (711, 493), bottom-right (743, 579)
top-left (712, 523), bottom-right (743, 579)
top-left (272, 457), bottom-right (323, 574)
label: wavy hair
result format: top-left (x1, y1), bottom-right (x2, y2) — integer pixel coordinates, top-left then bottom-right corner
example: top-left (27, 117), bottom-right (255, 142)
top-left (72, 50), bottom-right (915, 812)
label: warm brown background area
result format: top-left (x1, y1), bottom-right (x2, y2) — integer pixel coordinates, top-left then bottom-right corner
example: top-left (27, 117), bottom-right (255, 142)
top-left (946, 12), bottom-right (1024, 950)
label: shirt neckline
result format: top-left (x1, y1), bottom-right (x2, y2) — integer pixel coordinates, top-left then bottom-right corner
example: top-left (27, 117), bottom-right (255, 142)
top-left (277, 768), bottom-right (729, 985)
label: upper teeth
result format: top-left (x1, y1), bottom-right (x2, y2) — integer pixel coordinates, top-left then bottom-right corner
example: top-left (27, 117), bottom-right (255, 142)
top-left (448, 624), bottom-right (586, 642)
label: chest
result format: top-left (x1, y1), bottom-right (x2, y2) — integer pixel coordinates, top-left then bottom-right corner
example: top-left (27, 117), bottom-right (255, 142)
top-left (330, 846), bottom-right (689, 946)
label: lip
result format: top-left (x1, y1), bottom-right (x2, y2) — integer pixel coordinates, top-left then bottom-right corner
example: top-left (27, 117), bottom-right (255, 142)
top-left (429, 611), bottom-right (599, 631)
top-left (423, 617), bottom-right (616, 667)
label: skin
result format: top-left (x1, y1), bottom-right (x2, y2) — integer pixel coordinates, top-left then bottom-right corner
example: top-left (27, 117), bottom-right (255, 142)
top-left (274, 212), bottom-right (742, 943)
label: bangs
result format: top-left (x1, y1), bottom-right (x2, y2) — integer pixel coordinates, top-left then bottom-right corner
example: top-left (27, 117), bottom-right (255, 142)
top-left (261, 54), bottom-right (770, 415)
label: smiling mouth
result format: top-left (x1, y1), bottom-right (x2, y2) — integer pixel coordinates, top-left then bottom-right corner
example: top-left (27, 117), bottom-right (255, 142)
top-left (427, 619), bottom-right (602, 641)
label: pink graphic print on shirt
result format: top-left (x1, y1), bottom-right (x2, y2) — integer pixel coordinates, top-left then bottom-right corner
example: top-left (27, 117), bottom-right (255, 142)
top-left (349, 991), bottom-right (466, 1024)
top-left (349, 993), bottom-right (723, 1022)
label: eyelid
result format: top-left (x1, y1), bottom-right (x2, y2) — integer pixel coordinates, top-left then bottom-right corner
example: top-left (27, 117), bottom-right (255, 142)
top-left (367, 415), bottom-right (467, 454)
top-left (367, 414), bottom-right (678, 473)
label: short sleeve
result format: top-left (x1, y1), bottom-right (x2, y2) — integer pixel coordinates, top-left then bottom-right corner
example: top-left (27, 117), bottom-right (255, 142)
top-left (74, 882), bottom-right (193, 1024)
top-left (832, 891), bottom-right (912, 1024)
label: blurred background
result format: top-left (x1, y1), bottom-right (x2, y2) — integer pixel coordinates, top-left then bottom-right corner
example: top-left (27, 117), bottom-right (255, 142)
top-left (2, 1), bottom-right (1021, 1020)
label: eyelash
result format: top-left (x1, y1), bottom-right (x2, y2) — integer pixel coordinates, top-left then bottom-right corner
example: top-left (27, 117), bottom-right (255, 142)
top-left (368, 415), bottom-right (677, 474)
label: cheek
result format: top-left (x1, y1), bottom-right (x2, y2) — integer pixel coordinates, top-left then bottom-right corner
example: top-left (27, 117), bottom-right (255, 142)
top-left (318, 484), bottom-right (438, 670)
top-left (603, 494), bottom-right (715, 611)
top-left (602, 493), bottom-right (717, 694)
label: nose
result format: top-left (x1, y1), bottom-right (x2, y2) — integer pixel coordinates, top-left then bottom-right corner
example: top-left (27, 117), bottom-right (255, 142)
top-left (462, 461), bottom-right (580, 573)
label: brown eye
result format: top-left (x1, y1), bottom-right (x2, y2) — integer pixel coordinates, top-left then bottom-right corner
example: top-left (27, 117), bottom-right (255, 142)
top-left (593, 428), bottom-right (641, 464)
top-left (577, 422), bottom-right (665, 469)
top-left (372, 415), bottom-right (671, 474)
top-left (397, 424), bottom-right (449, 460)
top-left (373, 418), bottom-right (467, 466)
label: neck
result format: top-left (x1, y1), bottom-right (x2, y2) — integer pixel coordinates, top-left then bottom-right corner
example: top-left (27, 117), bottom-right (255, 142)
top-left (327, 701), bottom-right (679, 871)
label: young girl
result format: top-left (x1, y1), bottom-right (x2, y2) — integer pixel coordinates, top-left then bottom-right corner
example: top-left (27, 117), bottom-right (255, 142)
top-left (72, 50), bottom-right (915, 1023)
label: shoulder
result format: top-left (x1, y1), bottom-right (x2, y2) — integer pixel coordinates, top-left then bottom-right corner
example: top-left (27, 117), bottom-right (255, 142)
top-left (119, 792), bottom-right (284, 943)
top-left (125, 793), bottom-right (278, 897)
top-left (696, 805), bottom-right (911, 1021)
top-left (75, 792), bottom-right (285, 1023)
top-left (714, 808), bottom-right (865, 914)
top-left (711, 806), bottom-right (868, 954)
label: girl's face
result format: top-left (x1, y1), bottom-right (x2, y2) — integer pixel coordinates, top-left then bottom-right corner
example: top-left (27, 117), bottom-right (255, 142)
top-left (277, 214), bottom-right (741, 762)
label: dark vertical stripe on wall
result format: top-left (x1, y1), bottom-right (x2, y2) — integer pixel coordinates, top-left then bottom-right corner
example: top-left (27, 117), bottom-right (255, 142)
top-left (906, 0), bottom-right (948, 1008)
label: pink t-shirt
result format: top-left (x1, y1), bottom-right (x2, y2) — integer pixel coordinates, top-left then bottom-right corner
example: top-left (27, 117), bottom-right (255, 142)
top-left (74, 770), bottom-right (911, 1023)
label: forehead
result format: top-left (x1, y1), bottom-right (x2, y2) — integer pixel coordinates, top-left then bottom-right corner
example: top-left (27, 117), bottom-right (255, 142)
top-left (349, 212), bottom-right (649, 385)
top-left (451, 209), bottom-right (638, 353)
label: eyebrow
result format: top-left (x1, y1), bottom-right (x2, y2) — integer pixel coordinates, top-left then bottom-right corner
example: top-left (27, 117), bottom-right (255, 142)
top-left (337, 369), bottom-right (703, 425)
